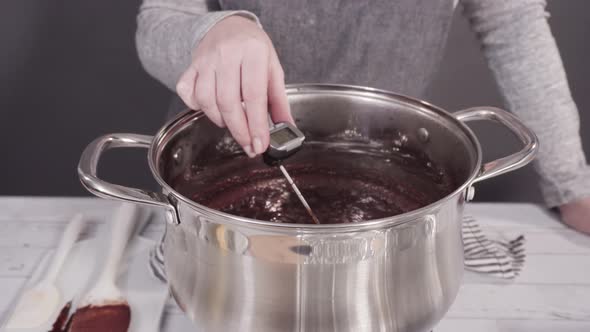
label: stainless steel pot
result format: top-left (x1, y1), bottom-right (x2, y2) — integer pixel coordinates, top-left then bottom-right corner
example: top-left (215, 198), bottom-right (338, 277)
top-left (78, 84), bottom-right (538, 332)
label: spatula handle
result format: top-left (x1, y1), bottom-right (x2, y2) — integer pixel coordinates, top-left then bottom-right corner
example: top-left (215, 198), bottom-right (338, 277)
top-left (45, 214), bottom-right (85, 283)
top-left (97, 203), bottom-right (141, 286)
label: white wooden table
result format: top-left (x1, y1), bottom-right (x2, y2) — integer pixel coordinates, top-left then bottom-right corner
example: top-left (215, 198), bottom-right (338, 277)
top-left (1, 197), bottom-right (589, 331)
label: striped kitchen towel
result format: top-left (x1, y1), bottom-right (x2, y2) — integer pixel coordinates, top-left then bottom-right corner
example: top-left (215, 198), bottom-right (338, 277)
top-left (462, 215), bottom-right (526, 279)
top-left (149, 232), bottom-right (167, 283)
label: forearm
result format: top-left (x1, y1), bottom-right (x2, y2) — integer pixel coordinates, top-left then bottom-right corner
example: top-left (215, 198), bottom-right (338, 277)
top-left (461, 0), bottom-right (590, 206)
top-left (135, 0), bottom-right (258, 91)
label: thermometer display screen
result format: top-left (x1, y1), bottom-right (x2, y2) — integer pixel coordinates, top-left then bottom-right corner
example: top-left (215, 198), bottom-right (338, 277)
top-left (271, 127), bottom-right (298, 145)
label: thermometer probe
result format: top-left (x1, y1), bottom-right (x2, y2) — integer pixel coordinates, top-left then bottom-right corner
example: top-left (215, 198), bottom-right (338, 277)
top-left (262, 121), bottom-right (320, 224)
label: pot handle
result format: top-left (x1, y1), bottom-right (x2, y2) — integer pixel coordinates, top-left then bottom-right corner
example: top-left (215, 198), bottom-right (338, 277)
top-left (454, 107), bottom-right (539, 183)
top-left (77, 133), bottom-right (176, 212)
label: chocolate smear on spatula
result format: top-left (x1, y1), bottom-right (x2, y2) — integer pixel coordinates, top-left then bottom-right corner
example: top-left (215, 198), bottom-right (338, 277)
top-left (47, 301), bottom-right (71, 332)
top-left (67, 304), bottom-right (130, 332)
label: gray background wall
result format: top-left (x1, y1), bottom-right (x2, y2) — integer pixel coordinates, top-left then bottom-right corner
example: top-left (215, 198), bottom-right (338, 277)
top-left (0, 1), bottom-right (588, 205)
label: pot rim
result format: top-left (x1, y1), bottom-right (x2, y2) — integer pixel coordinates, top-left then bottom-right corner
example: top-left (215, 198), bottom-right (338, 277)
top-left (148, 83), bottom-right (483, 230)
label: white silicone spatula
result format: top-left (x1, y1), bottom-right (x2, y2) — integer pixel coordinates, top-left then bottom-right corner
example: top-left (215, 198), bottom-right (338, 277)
top-left (5, 214), bottom-right (85, 329)
top-left (68, 203), bottom-right (143, 332)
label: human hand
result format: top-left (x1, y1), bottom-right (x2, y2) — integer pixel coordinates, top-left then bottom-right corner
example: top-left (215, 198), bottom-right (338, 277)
top-left (559, 197), bottom-right (590, 235)
top-left (176, 15), bottom-right (293, 158)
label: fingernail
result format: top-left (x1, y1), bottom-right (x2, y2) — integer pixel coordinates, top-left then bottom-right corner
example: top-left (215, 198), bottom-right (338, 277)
top-left (252, 137), bottom-right (264, 154)
top-left (243, 145), bottom-right (256, 158)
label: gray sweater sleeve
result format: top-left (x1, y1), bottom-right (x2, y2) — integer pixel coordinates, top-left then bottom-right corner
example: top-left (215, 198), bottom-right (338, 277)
top-left (461, 0), bottom-right (590, 207)
top-left (135, 0), bottom-right (259, 91)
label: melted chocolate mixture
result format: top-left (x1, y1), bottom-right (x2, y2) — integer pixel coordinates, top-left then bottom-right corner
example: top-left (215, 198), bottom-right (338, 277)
top-left (172, 142), bottom-right (455, 224)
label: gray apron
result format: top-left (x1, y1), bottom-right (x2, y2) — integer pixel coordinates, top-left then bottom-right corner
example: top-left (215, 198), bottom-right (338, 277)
top-left (168, 0), bottom-right (455, 116)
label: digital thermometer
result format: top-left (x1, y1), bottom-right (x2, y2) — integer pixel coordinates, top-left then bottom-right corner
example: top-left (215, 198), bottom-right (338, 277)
top-left (263, 121), bottom-right (305, 165)
top-left (262, 120), bottom-right (319, 224)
